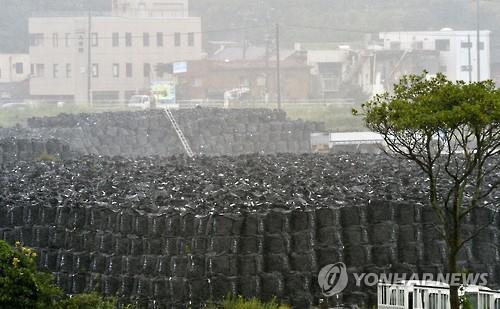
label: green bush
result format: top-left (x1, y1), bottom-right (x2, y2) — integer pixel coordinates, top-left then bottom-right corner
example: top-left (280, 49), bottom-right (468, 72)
top-left (37, 152), bottom-right (57, 162)
top-left (0, 240), bottom-right (131, 309)
top-left (0, 240), bottom-right (61, 308)
top-left (55, 292), bottom-right (118, 309)
top-left (206, 295), bottom-right (290, 309)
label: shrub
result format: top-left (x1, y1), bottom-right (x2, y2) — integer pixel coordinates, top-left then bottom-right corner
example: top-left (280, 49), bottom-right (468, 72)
top-left (55, 292), bottom-right (118, 309)
top-left (0, 240), bottom-right (62, 308)
top-left (0, 240), bottom-right (131, 309)
top-left (37, 151), bottom-right (57, 162)
top-left (206, 295), bottom-right (290, 309)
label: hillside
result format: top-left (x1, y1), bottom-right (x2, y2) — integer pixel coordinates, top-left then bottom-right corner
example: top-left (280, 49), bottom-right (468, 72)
top-left (1, 0), bottom-right (500, 52)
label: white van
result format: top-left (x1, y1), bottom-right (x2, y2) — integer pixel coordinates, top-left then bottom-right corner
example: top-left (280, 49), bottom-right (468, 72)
top-left (127, 95), bottom-right (151, 109)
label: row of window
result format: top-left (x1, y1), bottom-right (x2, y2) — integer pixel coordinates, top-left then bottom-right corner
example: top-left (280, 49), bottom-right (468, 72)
top-left (31, 63), bottom-right (160, 79)
top-left (388, 39), bottom-right (484, 52)
top-left (30, 32), bottom-right (196, 48)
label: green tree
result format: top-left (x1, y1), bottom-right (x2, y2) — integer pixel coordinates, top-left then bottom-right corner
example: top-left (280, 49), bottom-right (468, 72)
top-left (0, 240), bottom-right (61, 308)
top-left (356, 73), bottom-right (500, 309)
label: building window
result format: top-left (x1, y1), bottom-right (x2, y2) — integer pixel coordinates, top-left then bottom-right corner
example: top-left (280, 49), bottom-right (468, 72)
top-left (321, 73), bottom-right (341, 92)
top-left (412, 41), bottom-right (423, 49)
top-left (143, 33), bottom-right (150, 46)
top-left (78, 35), bottom-right (84, 53)
top-left (478, 42), bottom-right (485, 50)
top-left (112, 63), bottom-right (120, 77)
top-left (144, 63), bottom-right (151, 77)
top-left (30, 33), bottom-right (44, 47)
top-left (157, 32), bottom-right (163, 46)
top-left (65, 33), bottom-right (71, 47)
top-left (53, 64), bottom-right (59, 78)
top-left (35, 64), bottom-right (45, 77)
top-left (157, 63), bottom-right (164, 78)
top-left (66, 64), bottom-right (72, 78)
top-left (126, 63), bottom-right (132, 77)
top-left (188, 32), bottom-right (194, 46)
top-left (112, 33), bottom-right (119, 47)
top-left (174, 32), bottom-right (181, 46)
top-left (389, 41), bottom-right (401, 50)
top-left (461, 41), bottom-right (472, 48)
top-left (15, 63), bottom-right (24, 74)
top-left (125, 32), bottom-right (132, 47)
top-left (91, 33), bottom-right (98, 47)
top-left (52, 33), bottom-right (58, 47)
top-left (92, 63), bottom-right (99, 78)
top-left (435, 39), bottom-right (450, 51)
top-left (461, 65), bottom-right (472, 72)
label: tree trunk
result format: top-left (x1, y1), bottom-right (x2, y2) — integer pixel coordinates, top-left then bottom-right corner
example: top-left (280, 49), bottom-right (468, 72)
top-left (448, 244), bottom-right (460, 309)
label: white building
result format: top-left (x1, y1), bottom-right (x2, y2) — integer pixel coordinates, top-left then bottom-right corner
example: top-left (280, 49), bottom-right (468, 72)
top-left (379, 29), bottom-right (491, 82)
top-left (29, 0), bottom-right (202, 103)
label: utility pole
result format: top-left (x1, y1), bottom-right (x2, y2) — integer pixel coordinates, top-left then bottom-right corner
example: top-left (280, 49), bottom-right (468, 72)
top-left (264, 34), bottom-right (270, 104)
top-left (87, 7), bottom-right (93, 107)
top-left (242, 19), bottom-right (247, 60)
top-left (275, 23), bottom-right (281, 110)
top-left (467, 35), bottom-right (473, 83)
top-left (476, 0), bottom-right (481, 82)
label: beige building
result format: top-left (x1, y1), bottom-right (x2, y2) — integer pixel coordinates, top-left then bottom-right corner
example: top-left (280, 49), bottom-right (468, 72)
top-left (29, 0), bottom-right (202, 103)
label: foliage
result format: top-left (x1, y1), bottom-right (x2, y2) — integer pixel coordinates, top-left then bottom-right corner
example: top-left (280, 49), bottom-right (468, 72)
top-left (37, 152), bottom-right (57, 162)
top-left (357, 72), bottom-right (500, 309)
top-left (55, 292), bottom-right (118, 309)
top-left (0, 240), bottom-right (61, 308)
top-left (206, 295), bottom-right (290, 309)
top-left (0, 240), bottom-right (130, 309)
top-left (460, 295), bottom-right (473, 309)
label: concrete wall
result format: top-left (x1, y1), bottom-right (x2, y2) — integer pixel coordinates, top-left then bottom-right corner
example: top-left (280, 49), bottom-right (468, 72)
top-left (0, 203), bottom-right (497, 308)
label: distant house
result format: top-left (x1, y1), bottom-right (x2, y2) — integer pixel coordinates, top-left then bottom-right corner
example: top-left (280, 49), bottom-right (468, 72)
top-left (306, 48), bottom-right (356, 99)
top-left (379, 29), bottom-right (491, 83)
top-left (175, 51), bottom-right (312, 101)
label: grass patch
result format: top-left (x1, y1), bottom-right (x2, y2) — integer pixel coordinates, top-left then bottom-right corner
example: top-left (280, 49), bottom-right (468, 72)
top-left (283, 103), bottom-right (366, 132)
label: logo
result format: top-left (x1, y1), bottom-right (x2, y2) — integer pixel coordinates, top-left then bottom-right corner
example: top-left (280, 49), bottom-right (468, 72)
top-left (317, 261), bottom-right (488, 297)
top-left (318, 262), bottom-right (349, 296)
